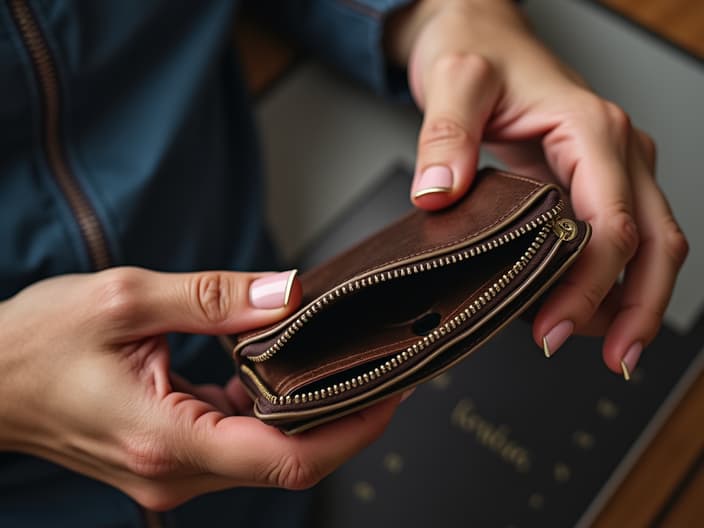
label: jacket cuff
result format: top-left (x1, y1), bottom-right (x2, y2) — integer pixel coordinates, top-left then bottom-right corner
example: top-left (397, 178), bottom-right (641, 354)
top-left (325, 0), bottom-right (415, 95)
top-left (246, 0), bottom-right (416, 96)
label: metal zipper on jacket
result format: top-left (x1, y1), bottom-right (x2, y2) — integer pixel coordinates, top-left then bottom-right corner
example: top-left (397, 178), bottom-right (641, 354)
top-left (241, 205), bottom-right (578, 406)
top-left (8, 0), bottom-right (111, 270)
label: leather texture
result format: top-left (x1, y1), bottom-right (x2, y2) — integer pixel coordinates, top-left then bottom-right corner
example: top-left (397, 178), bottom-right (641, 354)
top-left (233, 168), bottom-right (591, 433)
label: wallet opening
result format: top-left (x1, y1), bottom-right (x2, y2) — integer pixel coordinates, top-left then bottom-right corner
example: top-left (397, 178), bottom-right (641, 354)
top-left (233, 169), bottom-right (591, 432)
top-left (246, 230), bottom-right (546, 396)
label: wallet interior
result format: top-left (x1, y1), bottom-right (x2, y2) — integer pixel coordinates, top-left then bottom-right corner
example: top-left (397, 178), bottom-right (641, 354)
top-left (243, 228), bottom-right (545, 398)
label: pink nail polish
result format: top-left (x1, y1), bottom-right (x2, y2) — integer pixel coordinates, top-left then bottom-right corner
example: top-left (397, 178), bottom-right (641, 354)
top-left (621, 342), bottom-right (643, 381)
top-left (249, 270), bottom-right (297, 309)
top-left (413, 166), bottom-right (453, 198)
top-left (542, 320), bottom-right (574, 358)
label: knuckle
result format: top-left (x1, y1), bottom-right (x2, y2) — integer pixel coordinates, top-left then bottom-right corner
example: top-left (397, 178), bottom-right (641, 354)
top-left (637, 130), bottom-right (657, 165)
top-left (577, 96), bottom-right (632, 143)
top-left (433, 52), bottom-right (494, 84)
top-left (663, 219), bottom-right (689, 268)
top-left (419, 116), bottom-right (470, 151)
top-left (573, 92), bottom-right (602, 117)
top-left (604, 210), bottom-right (639, 259)
top-left (189, 272), bottom-right (236, 324)
top-left (601, 100), bottom-right (632, 134)
top-left (576, 282), bottom-right (606, 316)
top-left (265, 452), bottom-right (323, 490)
top-left (95, 267), bottom-right (143, 322)
top-left (124, 436), bottom-right (176, 481)
top-left (420, 53), bottom-right (496, 153)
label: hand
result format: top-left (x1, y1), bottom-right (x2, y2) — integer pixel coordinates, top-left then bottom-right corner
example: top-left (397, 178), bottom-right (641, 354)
top-left (0, 268), bottom-right (399, 510)
top-left (386, 0), bottom-right (688, 375)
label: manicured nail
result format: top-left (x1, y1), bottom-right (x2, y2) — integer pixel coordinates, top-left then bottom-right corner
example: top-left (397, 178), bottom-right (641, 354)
top-left (542, 320), bottom-right (574, 358)
top-left (413, 166), bottom-right (453, 199)
top-left (401, 387), bottom-right (416, 402)
top-left (620, 342), bottom-right (642, 381)
top-left (249, 270), bottom-right (297, 309)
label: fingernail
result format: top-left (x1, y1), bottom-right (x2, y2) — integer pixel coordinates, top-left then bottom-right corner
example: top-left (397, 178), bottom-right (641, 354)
top-left (401, 387), bottom-right (416, 402)
top-left (620, 342), bottom-right (642, 381)
top-left (413, 166), bottom-right (453, 199)
top-left (249, 270), bottom-right (298, 309)
top-left (542, 320), bottom-right (574, 358)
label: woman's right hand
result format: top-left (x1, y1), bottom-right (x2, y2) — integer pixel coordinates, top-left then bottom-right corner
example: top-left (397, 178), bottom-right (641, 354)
top-left (387, 0), bottom-right (688, 374)
top-left (0, 267), bottom-right (399, 510)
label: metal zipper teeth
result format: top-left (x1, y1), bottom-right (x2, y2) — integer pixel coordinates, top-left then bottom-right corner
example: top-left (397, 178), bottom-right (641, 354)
top-left (248, 201), bottom-right (564, 364)
top-left (245, 221), bottom-right (557, 406)
top-left (9, 0), bottom-right (111, 270)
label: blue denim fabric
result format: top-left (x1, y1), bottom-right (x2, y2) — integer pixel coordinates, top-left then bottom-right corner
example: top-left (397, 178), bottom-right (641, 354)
top-left (0, 0), bottom-right (411, 525)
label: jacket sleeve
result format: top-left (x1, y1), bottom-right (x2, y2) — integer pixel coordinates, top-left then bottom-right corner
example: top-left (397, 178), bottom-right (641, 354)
top-left (243, 0), bottom-right (415, 96)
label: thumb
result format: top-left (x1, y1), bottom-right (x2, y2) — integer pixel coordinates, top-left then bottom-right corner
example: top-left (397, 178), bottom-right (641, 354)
top-left (411, 54), bottom-right (500, 211)
top-left (97, 267), bottom-right (301, 337)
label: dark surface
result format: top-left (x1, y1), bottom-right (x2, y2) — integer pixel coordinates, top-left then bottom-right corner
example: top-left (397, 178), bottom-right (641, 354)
top-left (297, 163), bottom-right (704, 528)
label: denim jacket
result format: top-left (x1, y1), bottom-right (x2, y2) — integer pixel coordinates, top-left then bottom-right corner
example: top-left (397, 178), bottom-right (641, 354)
top-left (0, 0), bottom-right (410, 525)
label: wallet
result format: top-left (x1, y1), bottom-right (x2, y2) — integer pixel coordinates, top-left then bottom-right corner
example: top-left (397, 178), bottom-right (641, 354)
top-left (233, 168), bottom-right (590, 434)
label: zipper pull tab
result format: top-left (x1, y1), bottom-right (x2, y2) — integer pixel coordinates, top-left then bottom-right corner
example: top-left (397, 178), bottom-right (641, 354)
top-left (553, 218), bottom-right (578, 241)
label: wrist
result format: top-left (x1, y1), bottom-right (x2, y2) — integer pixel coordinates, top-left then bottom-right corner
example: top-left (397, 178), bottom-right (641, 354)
top-left (0, 295), bottom-right (50, 454)
top-left (384, 0), bottom-right (524, 65)
top-left (384, 0), bottom-right (443, 65)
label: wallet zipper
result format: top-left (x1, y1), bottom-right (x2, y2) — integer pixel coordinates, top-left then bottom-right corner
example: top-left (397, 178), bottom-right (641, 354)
top-left (249, 201), bottom-right (569, 364)
top-left (242, 203), bottom-right (578, 406)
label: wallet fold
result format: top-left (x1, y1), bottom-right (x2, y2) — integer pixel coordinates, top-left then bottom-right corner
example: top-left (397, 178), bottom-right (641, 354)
top-left (233, 168), bottom-right (590, 433)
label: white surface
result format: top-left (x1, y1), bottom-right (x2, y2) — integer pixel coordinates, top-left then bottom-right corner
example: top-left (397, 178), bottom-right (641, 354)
top-left (256, 0), bottom-right (704, 332)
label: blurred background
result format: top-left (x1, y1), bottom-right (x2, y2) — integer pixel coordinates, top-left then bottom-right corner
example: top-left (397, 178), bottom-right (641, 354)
top-left (236, 1), bottom-right (704, 526)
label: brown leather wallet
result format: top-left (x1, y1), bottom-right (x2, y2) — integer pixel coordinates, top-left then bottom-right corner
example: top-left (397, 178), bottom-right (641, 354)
top-left (233, 168), bottom-right (590, 434)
